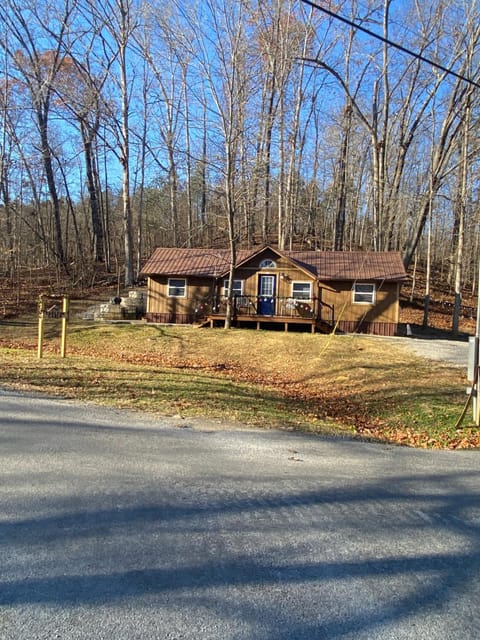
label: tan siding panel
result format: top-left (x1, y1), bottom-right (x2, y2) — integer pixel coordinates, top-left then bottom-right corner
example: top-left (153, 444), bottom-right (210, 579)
top-left (147, 276), bottom-right (213, 317)
top-left (321, 282), bottom-right (398, 324)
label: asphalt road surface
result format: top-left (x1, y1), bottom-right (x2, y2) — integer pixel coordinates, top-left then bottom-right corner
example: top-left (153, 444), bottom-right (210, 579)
top-left (1, 389), bottom-right (480, 640)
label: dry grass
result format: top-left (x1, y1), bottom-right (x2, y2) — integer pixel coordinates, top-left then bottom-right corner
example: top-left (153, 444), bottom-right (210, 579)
top-left (0, 319), bottom-right (476, 448)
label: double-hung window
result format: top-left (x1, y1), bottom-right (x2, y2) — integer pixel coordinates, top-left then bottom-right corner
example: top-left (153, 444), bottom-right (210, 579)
top-left (353, 283), bottom-right (375, 304)
top-left (223, 279), bottom-right (243, 296)
top-left (168, 278), bottom-right (187, 297)
top-left (291, 282), bottom-right (312, 300)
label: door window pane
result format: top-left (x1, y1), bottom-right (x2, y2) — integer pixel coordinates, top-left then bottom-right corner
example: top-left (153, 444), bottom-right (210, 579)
top-left (260, 276), bottom-right (274, 297)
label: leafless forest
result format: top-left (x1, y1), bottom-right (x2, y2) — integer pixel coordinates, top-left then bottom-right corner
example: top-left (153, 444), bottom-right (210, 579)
top-left (0, 0), bottom-right (479, 327)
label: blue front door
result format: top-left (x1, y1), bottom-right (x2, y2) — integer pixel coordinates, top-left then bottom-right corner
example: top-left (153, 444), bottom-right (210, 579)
top-left (258, 275), bottom-right (276, 315)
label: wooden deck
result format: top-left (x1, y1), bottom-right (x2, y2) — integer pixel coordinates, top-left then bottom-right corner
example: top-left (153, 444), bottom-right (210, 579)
top-left (206, 313), bottom-right (331, 333)
top-left (203, 295), bottom-right (335, 333)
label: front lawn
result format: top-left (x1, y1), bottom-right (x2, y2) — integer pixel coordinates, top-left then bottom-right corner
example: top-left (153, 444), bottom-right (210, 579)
top-left (0, 321), bottom-right (476, 448)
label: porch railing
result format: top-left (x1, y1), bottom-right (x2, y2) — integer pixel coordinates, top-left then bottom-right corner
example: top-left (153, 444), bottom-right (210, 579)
top-left (194, 295), bottom-right (334, 326)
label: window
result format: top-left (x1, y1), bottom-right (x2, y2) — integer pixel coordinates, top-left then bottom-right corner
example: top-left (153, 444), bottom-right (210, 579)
top-left (259, 258), bottom-right (276, 269)
top-left (353, 283), bottom-right (375, 304)
top-left (168, 278), bottom-right (186, 297)
top-left (292, 282), bottom-right (312, 300)
top-left (223, 279), bottom-right (243, 296)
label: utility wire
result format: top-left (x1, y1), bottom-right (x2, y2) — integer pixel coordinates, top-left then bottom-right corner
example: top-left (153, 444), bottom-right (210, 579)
top-left (300, 0), bottom-right (480, 90)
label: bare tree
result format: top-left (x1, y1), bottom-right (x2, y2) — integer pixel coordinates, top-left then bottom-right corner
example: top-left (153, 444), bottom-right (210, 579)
top-left (79, 0), bottom-right (139, 286)
top-left (0, 0), bottom-right (78, 271)
top-left (0, 68), bottom-right (15, 277)
top-left (135, 7), bottom-right (189, 247)
top-left (450, 11), bottom-right (480, 334)
top-left (53, 53), bottom-right (112, 266)
top-left (187, 0), bottom-right (252, 327)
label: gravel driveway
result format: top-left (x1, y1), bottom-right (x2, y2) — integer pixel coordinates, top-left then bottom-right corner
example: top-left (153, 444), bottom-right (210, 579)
top-left (375, 335), bottom-right (469, 367)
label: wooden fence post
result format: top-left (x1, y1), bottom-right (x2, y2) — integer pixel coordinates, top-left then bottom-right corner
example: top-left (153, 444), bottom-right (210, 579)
top-left (60, 296), bottom-right (69, 358)
top-left (37, 296), bottom-right (45, 359)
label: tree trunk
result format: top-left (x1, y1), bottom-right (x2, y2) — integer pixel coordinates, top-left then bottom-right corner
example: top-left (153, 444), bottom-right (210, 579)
top-left (119, 2), bottom-right (134, 287)
top-left (82, 125), bottom-right (104, 263)
top-left (452, 92), bottom-right (471, 336)
top-left (38, 109), bottom-right (66, 269)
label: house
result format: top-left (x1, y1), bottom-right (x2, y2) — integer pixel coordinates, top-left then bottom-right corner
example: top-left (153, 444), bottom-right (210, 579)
top-left (141, 245), bottom-right (408, 336)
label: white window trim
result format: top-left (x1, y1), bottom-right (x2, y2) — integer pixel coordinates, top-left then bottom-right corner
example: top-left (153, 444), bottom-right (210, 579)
top-left (259, 258), bottom-right (276, 269)
top-left (291, 281), bottom-right (312, 300)
top-left (168, 277), bottom-right (187, 298)
top-left (223, 279), bottom-right (244, 296)
top-left (353, 282), bottom-right (376, 305)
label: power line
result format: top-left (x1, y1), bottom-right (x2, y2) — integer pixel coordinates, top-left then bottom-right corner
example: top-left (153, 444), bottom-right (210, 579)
top-left (300, 0), bottom-right (480, 90)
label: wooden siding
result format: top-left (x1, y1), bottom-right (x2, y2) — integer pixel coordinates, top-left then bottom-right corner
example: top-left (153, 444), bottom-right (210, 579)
top-left (146, 269), bottom-right (401, 336)
top-left (336, 320), bottom-right (397, 336)
top-left (147, 261), bottom-right (319, 317)
top-left (146, 276), bottom-right (214, 317)
top-left (146, 312), bottom-right (197, 324)
top-left (232, 256), bottom-right (317, 300)
top-left (320, 281), bottom-right (399, 326)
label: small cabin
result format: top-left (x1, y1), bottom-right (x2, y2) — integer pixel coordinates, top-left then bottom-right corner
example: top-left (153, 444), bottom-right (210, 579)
top-left (141, 245), bottom-right (408, 336)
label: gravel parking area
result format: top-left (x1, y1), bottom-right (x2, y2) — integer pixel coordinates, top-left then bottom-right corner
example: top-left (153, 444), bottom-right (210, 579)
top-left (375, 335), bottom-right (469, 367)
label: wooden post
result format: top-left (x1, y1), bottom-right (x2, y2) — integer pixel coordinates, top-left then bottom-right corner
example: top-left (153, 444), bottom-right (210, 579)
top-left (475, 256), bottom-right (480, 425)
top-left (60, 296), bottom-right (69, 358)
top-left (37, 296), bottom-right (45, 359)
top-left (475, 365), bottom-right (480, 426)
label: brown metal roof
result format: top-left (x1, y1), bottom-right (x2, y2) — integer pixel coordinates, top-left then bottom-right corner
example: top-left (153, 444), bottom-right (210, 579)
top-left (284, 250), bottom-right (408, 281)
top-left (141, 248), bottom-right (253, 278)
top-left (141, 247), bottom-right (407, 282)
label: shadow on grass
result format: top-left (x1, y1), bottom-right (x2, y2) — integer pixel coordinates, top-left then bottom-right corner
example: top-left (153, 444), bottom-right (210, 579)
top-left (0, 331), bottom-right (469, 439)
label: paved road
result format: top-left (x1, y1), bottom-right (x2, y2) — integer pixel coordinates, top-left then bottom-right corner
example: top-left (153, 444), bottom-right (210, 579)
top-left (1, 389), bottom-right (480, 639)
